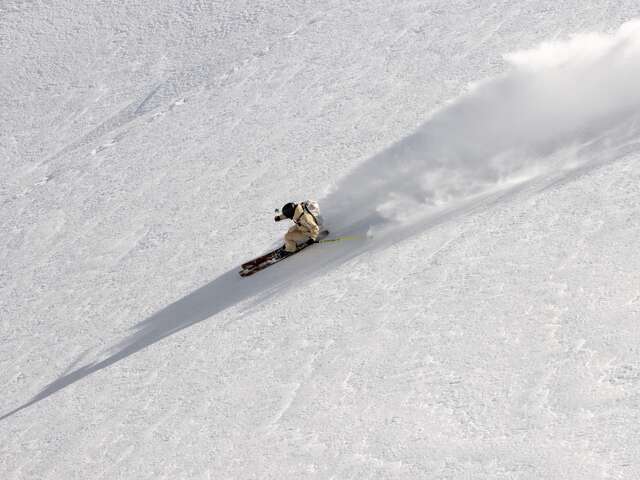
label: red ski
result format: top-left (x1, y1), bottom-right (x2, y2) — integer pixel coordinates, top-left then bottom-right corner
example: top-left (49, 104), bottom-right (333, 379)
top-left (239, 231), bottom-right (329, 277)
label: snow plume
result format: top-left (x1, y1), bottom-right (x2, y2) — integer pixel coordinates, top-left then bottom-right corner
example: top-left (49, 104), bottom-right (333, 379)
top-left (322, 19), bottom-right (640, 236)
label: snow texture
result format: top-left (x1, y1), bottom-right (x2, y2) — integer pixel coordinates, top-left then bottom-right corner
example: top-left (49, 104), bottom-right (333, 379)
top-left (2, 1), bottom-right (640, 479)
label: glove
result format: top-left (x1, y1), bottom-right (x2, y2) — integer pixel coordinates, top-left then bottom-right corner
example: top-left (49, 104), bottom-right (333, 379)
top-left (274, 216), bottom-right (282, 222)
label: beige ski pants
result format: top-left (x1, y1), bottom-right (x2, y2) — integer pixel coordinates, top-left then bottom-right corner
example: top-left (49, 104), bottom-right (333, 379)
top-left (284, 226), bottom-right (311, 252)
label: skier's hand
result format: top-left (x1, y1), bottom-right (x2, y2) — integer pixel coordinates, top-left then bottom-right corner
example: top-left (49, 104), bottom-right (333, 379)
top-left (274, 216), bottom-right (282, 222)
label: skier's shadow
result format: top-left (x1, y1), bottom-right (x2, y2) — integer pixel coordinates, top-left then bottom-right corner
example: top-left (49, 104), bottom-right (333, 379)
top-left (0, 223), bottom-right (372, 422)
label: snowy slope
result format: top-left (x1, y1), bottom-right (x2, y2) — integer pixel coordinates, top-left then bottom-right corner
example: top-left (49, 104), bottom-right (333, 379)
top-left (2, 1), bottom-right (640, 479)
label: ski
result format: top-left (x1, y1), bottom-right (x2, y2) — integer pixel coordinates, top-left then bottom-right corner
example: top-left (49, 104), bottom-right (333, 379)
top-left (241, 249), bottom-right (279, 270)
top-left (239, 247), bottom-right (291, 277)
top-left (239, 230), bottom-right (329, 277)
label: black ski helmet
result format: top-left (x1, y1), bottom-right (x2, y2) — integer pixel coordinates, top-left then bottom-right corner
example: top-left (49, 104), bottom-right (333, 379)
top-left (282, 202), bottom-right (296, 219)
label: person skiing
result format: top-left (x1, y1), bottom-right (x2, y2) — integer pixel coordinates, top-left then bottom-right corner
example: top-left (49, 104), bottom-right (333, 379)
top-left (275, 201), bottom-right (322, 253)
top-left (238, 200), bottom-right (327, 277)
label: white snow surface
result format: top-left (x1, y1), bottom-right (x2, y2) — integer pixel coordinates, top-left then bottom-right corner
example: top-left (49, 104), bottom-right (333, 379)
top-left (2, 1), bottom-right (640, 479)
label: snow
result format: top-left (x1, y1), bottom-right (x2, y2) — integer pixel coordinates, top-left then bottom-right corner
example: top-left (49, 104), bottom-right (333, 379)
top-left (2, 1), bottom-right (640, 478)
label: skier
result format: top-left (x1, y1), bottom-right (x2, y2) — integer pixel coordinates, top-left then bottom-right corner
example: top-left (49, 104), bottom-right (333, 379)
top-left (238, 200), bottom-right (328, 276)
top-left (274, 201), bottom-right (322, 253)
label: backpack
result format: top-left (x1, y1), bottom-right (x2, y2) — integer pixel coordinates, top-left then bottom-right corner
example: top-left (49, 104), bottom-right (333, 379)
top-left (301, 200), bottom-right (323, 226)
